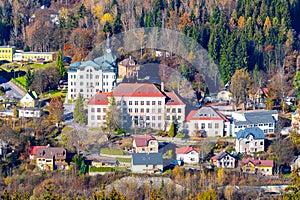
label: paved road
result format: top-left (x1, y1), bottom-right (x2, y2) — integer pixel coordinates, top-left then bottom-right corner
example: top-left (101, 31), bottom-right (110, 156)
top-left (0, 76), bottom-right (25, 100)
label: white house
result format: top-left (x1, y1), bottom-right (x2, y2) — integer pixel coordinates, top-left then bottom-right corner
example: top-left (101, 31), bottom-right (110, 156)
top-left (211, 151), bottom-right (238, 168)
top-left (131, 153), bottom-right (163, 173)
top-left (87, 82), bottom-right (186, 131)
top-left (231, 110), bottom-right (278, 136)
top-left (185, 106), bottom-right (231, 137)
top-left (67, 35), bottom-right (117, 100)
top-left (176, 146), bottom-right (200, 165)
top-left (235, 127), bottom-right (265, 153)
top-left (18, 107), bottom-right (42, 118)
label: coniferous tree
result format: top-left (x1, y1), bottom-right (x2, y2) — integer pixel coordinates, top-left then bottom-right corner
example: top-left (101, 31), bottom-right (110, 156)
top-left (56, 51), bottom-right (65, 79)
top-left (105, 94), bottom-right (121, 133)
top-left (25, 68), bottom-right (34, 91)
top-left (73, 93), bottom-right (87, 124)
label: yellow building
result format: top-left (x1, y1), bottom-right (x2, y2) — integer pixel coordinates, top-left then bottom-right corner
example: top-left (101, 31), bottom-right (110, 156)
top-left (0, 46), bottom-right (16, 62)
top-left (241, 158), bottom-right (273, 176)
top-left (20, 91), bottom-right (39, 108)
top-left (133, 135), bottom-right (159, 153)
top-left (21, 52), bottom-right (56, 62)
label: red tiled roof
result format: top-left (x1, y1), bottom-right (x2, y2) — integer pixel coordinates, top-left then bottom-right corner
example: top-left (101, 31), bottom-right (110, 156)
top-left (165, 91), bottom-right (185, 105)
top-left (185, 106), bottom-right (229, 122)
top-left (241, 158), bottom-right (274, 167)
top-left (176, 146), bottom-right (200, 154)
top-left (133, 135), bottom-right (157, 147)
top-left (88, 92), bottom-right (111, 105)
top-left (113, 83), bottom-right (165, 97)
top-left (29, 146), bottom-right (47, 155)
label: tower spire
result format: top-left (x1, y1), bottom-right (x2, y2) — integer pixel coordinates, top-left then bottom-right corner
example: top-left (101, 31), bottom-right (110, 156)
top-left (106, 33), bottom-right (111, 54)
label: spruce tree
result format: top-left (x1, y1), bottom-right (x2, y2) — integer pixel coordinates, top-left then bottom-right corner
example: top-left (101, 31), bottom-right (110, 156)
top-left (73, 93), bottom-right (87, 124)
top-left (56, 51), bottom-right (65, 79)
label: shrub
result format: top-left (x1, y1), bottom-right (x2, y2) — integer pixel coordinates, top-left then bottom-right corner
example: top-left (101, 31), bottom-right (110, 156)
top-left (89, 166), bottom-right (116, 172)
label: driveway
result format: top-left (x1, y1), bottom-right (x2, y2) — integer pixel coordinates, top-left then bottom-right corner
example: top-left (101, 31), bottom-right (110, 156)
top-left (0, 76), bottom-right (25, 100)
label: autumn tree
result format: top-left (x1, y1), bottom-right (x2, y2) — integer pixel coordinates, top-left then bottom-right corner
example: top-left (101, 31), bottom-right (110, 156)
top-left (73, 93), bottom-right (87, 125)
top-left (48, 96), bottom-right (64, 124)
top-left (229, 68), bottom-right (252, 110)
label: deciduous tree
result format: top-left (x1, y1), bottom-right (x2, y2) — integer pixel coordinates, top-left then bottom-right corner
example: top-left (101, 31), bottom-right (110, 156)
top-left (48, 96), bottom-right (64, 124)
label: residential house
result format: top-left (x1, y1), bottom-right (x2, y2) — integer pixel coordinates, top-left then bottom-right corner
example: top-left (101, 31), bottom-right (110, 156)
top-left (231, 110), bottom-right (278, 136)
top-left (36, 147), bottom-right (67, 170)
top-left (133, 135), bottom-right (158, 153)
top-left (176, 146), bottom-right (200, 165)
top-left (29, 146), bottom-right (47, 160)
top-left (19, 107), bottom-right (42, 118)
top-left (211, 151), bottom-right (238, 168)
top-left (217, 90), bottom-right (233, 102)
top-left (208, 102), bottom-right (235, 117)
top-left (235, 127), bottom-right (265, 153)
top-left (118, 57), bottom-right (140, 79)
top-left (131, 153), bottom-right (163, 173)
top-left (87, 82), bottom-right (186, 131)
top-left (185, 106), bottom-right (231, 137)
top-left (20, 91), bottom-right (39, 108)
top-left (67, 35), bottom-right (117, 100)
top-left (248, 87), bottom-right (267, 109)
top-left (241, 158), bottom-right (273, 176)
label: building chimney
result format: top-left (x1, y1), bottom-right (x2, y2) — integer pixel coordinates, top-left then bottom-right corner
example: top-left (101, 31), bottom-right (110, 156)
top-left (161, 82), bottom-right (164, 92)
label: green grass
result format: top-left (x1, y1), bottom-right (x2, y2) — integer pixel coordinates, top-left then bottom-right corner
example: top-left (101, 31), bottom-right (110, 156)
top-left (100, 148), bottom-right (129, 155)
top-left (116, 157), bottom-right (132, 163)
top-left (175, 132), bottom-right (185, 138)
top-left (13, 77), bottom-right (26, 88)
top-left (89, 166), bottom-right (116, 172)
top-left (26, 62), bottom-right (56, 70)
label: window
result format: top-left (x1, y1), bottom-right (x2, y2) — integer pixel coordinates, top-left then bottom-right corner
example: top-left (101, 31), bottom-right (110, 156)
top-left (167, 108), bottom-right (170, 113)
top-left (140, 108), bottom-right (144, 113)
top-left (135, 101), bottom-right (138, 105)
top-left (97, 115), bottom-right (101, 120)
top-left (178, 108), bottom-right (182, 113)
top-left (146, 101), bottom-right (150, 105)
top-left (103, 108), bottom-right (106, 112)
top-left (97, 108), bottom-right (101, 112)
top-left (129, 101), bottom-right (132, 105)
top-left (135, 108), bottom-right (138, 113)
top-left (95, 75), bottom-right (99, 79)
top-left (80, 82), bottom-right (83, 86)
top-left (158, 101), bottom-right (162, 105)
top-left (152, 101), bottom-right (156, 105)
top-left (91, 116), bottom-right (95, 120)
top-left (141, 101), bottom-right (144, 105)
top-left (260, 142), bottom-right (263, 145)
top-left (146, 116), bottom-right (150, 120)
top-left (158, 108), bottom-right (161, 113)
top-left (128, 108), bottom-right (132, 113)
top-left (201, 123), bottom-right (205, 129)
top-left (158, 116), bottom-right (162, 120)
top-left (208, 123), bottom-right (212, 128)
top-left (146, 108), bottom-right (150, 113)
top-left (215, 123), bottom-right (219, 129)
top-left (172, 108), bottom-right (176, 113)
top-left (91, 108), bottom-right (95, 112)
top-left (194, 123), bottom-right (199, 129)
top-left (152, 116), bottom-right (155, 120)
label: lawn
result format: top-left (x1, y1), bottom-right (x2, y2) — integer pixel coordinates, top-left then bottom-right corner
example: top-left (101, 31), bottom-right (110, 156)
top-left (13, 76), bottom-right (26, 88)
top-left (116, 157), bottom-right (132, 163)
top-left (100, 148), bottom-right (129, 155)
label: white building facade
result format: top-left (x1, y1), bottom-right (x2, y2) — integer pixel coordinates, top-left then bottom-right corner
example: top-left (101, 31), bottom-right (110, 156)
top-left (87, 83), bottom-right (186, 131)
top-left (67, 35), bottom-right (117, 100)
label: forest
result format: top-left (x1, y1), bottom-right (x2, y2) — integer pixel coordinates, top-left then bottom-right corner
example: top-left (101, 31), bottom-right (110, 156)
top-left (0, 0), bottom-right (299, 87)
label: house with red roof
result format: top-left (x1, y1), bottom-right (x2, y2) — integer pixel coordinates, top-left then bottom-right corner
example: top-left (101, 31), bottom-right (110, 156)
top-left (176, 146), bottom-right (200, 165)
top-left (29, 146), bottom-right (47, 160)
top-left (87, 82), bottom-right (186, 131)
top-left (133, 135), bottom-right (158, 153)
top-left (185, 106), bottom-right (231, 137)
top-left (241, 158), bottom-right (274, 176)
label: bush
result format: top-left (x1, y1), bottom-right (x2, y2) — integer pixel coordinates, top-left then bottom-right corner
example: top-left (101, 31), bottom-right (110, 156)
top-left (175, 132), bottom-right (185, 138)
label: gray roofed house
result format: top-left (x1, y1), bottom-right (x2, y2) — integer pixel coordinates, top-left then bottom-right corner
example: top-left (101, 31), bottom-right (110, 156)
top-left (235, 127), bottom-right (265, 153)
top-left (211, 151), bottom-right (238, 168)
top-left (132, 153), bottom-right (163, 173)
top-left (232, 110), bottom-right (278, 136)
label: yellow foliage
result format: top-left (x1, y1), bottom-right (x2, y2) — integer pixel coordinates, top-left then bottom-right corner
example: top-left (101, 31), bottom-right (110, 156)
top-left (94, 3), bottom-right (104, 20)
top-left (102, 13), bottom-right (113, 23)
top-left (238, 16), bottom-right (245, 29)
top-left (59, 7), bottom-right (68, 20)
top-left (216, 168), bottom-right (225, 186)
top-left (172, 165), bottom-right (184, 179)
